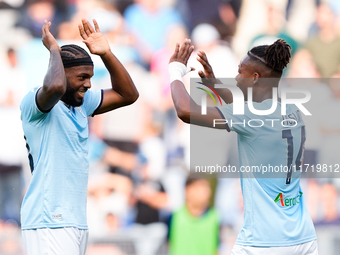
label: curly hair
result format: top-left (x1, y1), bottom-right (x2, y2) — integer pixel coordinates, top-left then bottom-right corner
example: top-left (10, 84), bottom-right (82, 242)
top-left (248, 39), bottom-right (292, 76)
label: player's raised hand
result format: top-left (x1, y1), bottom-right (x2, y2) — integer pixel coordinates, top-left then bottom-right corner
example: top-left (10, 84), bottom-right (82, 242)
top-left (197, 50), bottom-right (216, 79)
top-left (42, 20), bottom-right (60, 52)
top-left (169, 38), bottom-right (195, 71)
top-left (78, 19), bottom-right (110, 56)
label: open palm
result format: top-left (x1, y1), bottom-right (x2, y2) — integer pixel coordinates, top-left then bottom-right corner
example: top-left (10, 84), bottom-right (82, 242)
top-left (42, 20), bottom-right (60, 52)
top-left (78, 19), bottom-right (110, 56)
top-left (197, 50), bottom-right (216, 79)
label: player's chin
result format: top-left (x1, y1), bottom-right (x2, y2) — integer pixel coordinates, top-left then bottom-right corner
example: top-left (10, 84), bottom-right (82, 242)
top-left (74, 99), bottom-right (83, 107)
top-left (71, 96), bottom-right (83, 107)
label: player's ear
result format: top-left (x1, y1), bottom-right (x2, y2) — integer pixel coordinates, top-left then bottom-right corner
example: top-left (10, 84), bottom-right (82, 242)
top-left (253, 72), bottom-right (259, 85)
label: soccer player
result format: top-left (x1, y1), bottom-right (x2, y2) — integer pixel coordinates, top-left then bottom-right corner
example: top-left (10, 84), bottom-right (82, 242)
top-left (168, 39), bottom-right (318, 254)
top-left (20, 19), bottom-right (138, 255)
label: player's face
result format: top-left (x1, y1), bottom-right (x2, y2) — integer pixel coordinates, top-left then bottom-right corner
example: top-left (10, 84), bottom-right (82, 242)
top-left (62, 65), bottom-right (94, 107)
top-left (235, 56), bottom-right (256, 100)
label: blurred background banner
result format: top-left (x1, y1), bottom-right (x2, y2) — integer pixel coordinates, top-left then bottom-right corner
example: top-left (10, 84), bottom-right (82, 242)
top-left (1, 0), bottom-right (340, 254)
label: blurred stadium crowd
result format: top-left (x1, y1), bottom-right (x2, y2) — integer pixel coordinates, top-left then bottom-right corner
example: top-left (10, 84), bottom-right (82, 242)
top-left (1, 0), bottom-right (340, 254)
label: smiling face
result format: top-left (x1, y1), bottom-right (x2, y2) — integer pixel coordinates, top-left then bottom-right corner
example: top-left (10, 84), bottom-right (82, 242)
top-left (61, 65), bottom-right (94, 107)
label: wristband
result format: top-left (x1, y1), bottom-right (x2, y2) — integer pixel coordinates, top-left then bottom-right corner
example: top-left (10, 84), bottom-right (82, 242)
top-left (168, 62), bottom-right (192, 83)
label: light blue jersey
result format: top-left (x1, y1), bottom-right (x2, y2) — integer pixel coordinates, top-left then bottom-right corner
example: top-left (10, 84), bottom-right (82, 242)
top-left (20, 87), bottom-right (102, 230)
top-left (217, 99), bottom-right (316, 247)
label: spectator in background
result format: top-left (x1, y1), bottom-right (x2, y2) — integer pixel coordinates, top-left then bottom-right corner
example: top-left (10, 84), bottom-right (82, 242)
top-left (285, 0), bottom-right (321, 21)
top-left (88, 11), bottom-right (162, 178)
top-left (304, 3), bottom-right (340, 78)
top-left (249, 3), bottom-right (299, 58)
top-left (124, 0), bottom-right (183, 68)
top-left (318, 75), bottom-right (340, 183)
top-left (151, 24), bottom-right (188, 110)
top-left (168, 178), bottom-right (219, 255)
top-left (68, 0), bottom-right (125, 39)
top-left (176, 0), bottom-right (242, 41)
top-left (286, 49), bottom-right (330, 176)
top-left (0, 221), bottom-right (25, 255)
top-left (87, 170), bottom-right (133, 238)
top-left (315, 182), bottom-right (340, 225)
top-left (88, 108), bottom-right (169, 254)
top-left (86, 134), bottom-right (137, 239)
top-left (287, 49), bottom-right (320, 78)
top-left (86, 0), bottom-right (122, 35)
top-left (0, 48), bottom-right (26, 106)
top-left (176, 0), bottom-right (221, 31)
top-left (90, 54), bottom-right (159, 179)
top-left (218, 0), bottom-right (243, 41)
top-left (0, 48), bottom-right (26, 226)
top-left (16, 0), bottom-right (68, 37)
top-left (189, 23), bottom-right (238, 78)
top-left (130, 110), bottom-right (168, 255)
top-left (150, 24), bottom-right (188, 163)
top-left (0, 0), bottom-right (24, 8)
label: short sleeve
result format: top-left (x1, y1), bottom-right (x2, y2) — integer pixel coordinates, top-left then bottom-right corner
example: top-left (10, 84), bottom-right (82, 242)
top-left (82, 89), bottom-right (103, 117)
top-left (20, 87), bottom-right (47, 123)
top-left (217, 102), bottom-right (258, 139)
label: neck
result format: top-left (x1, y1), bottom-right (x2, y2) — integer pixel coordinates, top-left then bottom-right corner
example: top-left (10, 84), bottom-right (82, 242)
top-left (61, 100), bottom-right (70, 108)
top-left (251, 83), bottom-right (279, 103)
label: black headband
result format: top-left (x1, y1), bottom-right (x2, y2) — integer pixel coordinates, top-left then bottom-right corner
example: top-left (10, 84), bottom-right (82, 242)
top-left (247, 51), bottom-right (281, 72)
top-left (62, 57), bottom-right (93, 68)
top-left (247, 51), bottom-right (267, 65)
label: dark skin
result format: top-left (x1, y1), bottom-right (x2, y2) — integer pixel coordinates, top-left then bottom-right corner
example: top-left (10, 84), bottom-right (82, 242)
top-left (234, 55), bottom-right (279, 101)
top-left (38, 20), bottom-right (66, 111)
top-left (169, 39), bottom-right (280, 128)
top-left (37, 19), bottom-right (138, 113)
top-left (61, 65), bottom-right (94, 107)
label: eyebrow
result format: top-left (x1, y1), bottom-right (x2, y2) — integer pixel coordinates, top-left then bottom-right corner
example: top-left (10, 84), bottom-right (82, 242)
top-left (78, 73), bottom-right (93, 77)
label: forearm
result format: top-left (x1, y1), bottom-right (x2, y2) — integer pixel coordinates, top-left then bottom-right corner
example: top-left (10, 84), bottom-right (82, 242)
top-left (37, 47), bottom-right (66, 111)
top-left (171, 80), bottom-right (200, 123)
top-left (43, 47), bottom-right (66, 94)
top-left (206, 79), bottom-right (233, 104)
top-left (215, 87), bottom-right (233, 104)
top-left (169, 41), bottom-right (226, 128)
top-left (101, 51), bottom-right (139, 103)
top-left (171, 80), bottom-right (226, 129)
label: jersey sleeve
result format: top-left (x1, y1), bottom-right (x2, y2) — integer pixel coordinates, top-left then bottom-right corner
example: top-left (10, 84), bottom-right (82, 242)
top-left (83, 89), bottom-right (103, 117)
top-left (20, 87), bottom-right (47, 123)
top-left (217, 102), bottom-right (258, 140)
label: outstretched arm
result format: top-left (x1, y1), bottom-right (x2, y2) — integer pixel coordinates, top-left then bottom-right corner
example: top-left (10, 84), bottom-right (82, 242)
top-left (196, 50), bottom-right (233, 104)
top-left (78, 19), bottom-right (139, 115)
top-left (37, 20), bottom-right (67, 112)
top-left (169, 39), bottom-right (225, 129)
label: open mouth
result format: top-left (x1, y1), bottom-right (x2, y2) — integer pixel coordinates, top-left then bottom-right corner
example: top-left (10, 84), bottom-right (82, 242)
top-left (78, 91), bottom-right (86, 98)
